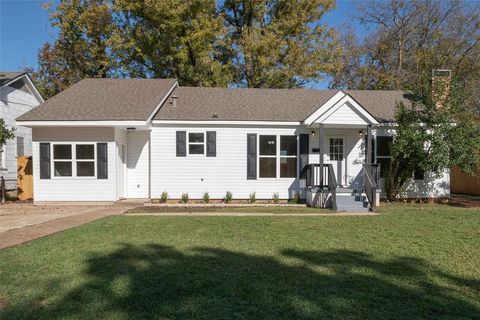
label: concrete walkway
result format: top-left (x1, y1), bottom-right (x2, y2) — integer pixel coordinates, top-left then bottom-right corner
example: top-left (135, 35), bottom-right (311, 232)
top-left (0, 204), bottom-right (133, 250)
top-left (124, 211), bottom-right (379, 217)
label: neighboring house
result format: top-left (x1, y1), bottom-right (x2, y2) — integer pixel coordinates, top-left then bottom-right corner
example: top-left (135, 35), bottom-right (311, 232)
top-left (16, 78), bottom-right (449, 210)
top-left (1, 72), bottom-right (44, 190)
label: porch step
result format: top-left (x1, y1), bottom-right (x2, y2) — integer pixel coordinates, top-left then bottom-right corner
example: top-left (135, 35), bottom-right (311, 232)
top-left (335, 190), bottom-right (370, 212)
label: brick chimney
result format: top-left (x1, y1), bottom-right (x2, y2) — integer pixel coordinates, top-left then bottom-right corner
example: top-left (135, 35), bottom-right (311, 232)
top-left (432, 69), bottom-right (451, 108)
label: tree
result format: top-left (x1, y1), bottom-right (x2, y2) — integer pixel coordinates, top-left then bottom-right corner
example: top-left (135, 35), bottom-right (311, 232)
top-left (221, 0), bottom-right (341, 88)
top-left (0, 119), bottom-right (15, 149)
top-left (29, 0), bottom-right (116, 98)
top-left (384, 77), bottom-right (480, 200)
top-left (111, 0), bottom-right (234, 87)
top-left (31, 0), bottom-right (342, 91)
top-left (331, 0), bottom-right (480, 94)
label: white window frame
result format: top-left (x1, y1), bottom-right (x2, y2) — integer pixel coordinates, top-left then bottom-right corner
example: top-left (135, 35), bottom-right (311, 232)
top-left (328, 137), bottom-right (345, 161)
top-left (374, 135), bottom-right (393, 162)
top-left (258, 135), bottom-right (278, 179)
top-left (187, 131), bottom-right (206, 156)
top-left (375, 135), bottom-right (393, 178)
top-left (257, 134), bottom-right (298, 180)
top-left (16, 136), bottom-right (25, 158)
top-left (51, 142), bottom-right (97, 179)
top-left (0, 144), bottom-right (6, 170)
top-left (279, 135), bottom-right (298, 178)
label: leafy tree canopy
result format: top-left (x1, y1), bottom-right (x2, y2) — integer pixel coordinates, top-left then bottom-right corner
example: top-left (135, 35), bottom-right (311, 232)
top-left (29, 0), bottom-right (341, 96)
top-left (0, 119), bottom-right (15, 147)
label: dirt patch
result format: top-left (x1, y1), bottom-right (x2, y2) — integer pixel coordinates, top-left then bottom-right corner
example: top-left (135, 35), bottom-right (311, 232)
top-left (447, 195), bottom-right (480, 208)
top-left (0, 297), bottom-right (8, 310)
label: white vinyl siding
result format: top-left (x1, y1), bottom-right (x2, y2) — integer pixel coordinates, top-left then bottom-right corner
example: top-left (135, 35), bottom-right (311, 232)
top-left (32, 127), bottom-right (117, 202)
top-left (115, 128), bottom-right (127, 199)
top-left (127, 130), bottom-right (150, 198)
top-left (151, 125), bottom-right (300, 199)
top-left (320, 103), bottom-right (369, 125)
top-left (0, 80), bottom-right (40, 188)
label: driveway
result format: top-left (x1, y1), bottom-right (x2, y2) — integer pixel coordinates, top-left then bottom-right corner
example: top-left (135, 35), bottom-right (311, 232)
top-left (0, 203), bottom-right (134, 249)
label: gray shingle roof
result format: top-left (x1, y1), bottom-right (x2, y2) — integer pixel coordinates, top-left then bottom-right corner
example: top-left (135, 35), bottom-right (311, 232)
top-left (0, 72), bottom-right (25, 86)
top-left (346, 90), bottom-right (411, 122)
top-left (154, 87), bottom-right (338, 122)
top-left (16, 77), bottom-right (411, 123)
top-left (155, 87), bottom-right (410, 122)
top-left (17, 78), bottom-right (177, 121)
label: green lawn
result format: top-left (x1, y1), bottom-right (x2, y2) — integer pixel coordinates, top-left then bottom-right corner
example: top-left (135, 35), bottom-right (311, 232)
top-left (0, 204), bottom-right (479, 319)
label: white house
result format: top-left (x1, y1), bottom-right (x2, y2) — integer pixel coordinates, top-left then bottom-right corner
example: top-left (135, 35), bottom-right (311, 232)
top-left (1, 72), bottom-right (44, 190)
top-left (16, 78), bottom-right (449, 211)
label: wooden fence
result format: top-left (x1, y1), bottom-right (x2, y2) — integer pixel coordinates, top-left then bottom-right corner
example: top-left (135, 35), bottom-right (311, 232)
top-left (17, 156), bottom-right (33, 201)
top-left (450, 166), bottom-right (480, 196)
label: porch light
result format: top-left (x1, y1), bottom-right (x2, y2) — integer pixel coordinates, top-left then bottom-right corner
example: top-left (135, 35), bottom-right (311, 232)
top-left (127, 127), bottom-right (136, 133)
top-left (311, 130), bottom-right (316, 136)
top-left (358, 130), bottom-right (363, 136)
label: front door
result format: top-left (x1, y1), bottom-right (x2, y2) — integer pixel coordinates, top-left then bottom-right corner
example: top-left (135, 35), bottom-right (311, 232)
top-left (326, 136), bottom-right (346, 186)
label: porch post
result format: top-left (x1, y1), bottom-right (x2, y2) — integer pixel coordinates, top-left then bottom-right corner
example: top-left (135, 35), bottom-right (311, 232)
top-left (367, 125), bottom-right (372, 164)
top-left (319, 123), bottom-right (324, 165)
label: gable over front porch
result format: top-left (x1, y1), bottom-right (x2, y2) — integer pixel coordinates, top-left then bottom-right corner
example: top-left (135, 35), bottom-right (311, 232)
top-left (300, 92), bottom-right (382, 210)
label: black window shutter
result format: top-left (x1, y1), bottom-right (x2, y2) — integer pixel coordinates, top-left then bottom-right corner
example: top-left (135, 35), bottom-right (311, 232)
top-left (247, 134), bottom-right (257, 180)
top-left (176, 131), bottom-right (186, 157)
top-left (97, 143), bottom-right (108, 179)
top-left (39, 143), bottom-right (50, 179)
top-left (206, 131), bottom-right (216, 157)
top-left (299, 134), bottom-right (309, 178)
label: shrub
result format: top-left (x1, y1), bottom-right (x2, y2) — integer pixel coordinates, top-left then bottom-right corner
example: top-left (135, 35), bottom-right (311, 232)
top-left (180, 193), bottom-right (189, 203)
top-left (272, 192), bottom-right (280, 204)
top-left (203, 192), bottom-right (210, 203)
top-left (249, 192), bottom-right (256, 203)
top-left (291, 192), bottom-right (301, 204)
top-left (224, 191), bottom-right (233, 203)
top-left (160, 191), bottom-right (169, 203)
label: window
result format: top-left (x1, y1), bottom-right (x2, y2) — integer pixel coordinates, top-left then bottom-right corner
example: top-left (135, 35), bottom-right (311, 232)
top-left (258, 135), bottom-right (297, 178)
top-left (188, 132), bottom-right (205, 155)
top-left (414, 169), bottom-right (425, 180)
top-left (376, 136), bottom-right (393, 178)
top-left (76, 144), bottom-right (95, 176)
top-left (17, 136), bottom-right (24, 157)
top-left (53, 144), bottom-right (72, 177)
top-left (52, 143), bottom-right (96, 177)
top-left (280, 136), bottom-right (297, 178)
top-left (329, 138), bottom-right (344, 161)
top-left (259, 135), bottom-right (276, 178)
top-left (0, 144), bottom-right (5, 169)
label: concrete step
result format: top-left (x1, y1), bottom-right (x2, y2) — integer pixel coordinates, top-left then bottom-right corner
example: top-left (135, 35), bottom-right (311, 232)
top-left (336, 194), bottom-right (371, 212)
top-left (337, 206), bottom-right (370, 212)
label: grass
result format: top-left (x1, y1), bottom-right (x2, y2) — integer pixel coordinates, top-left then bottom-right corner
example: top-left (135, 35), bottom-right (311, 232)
top-left (127, 205), bottom-right (331, 214)
top-left (0, 203), bottom-right (479, 319)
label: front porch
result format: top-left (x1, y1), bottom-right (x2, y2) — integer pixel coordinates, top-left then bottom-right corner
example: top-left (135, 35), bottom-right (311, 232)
top-left (300, 92), bottom-right (383, 211)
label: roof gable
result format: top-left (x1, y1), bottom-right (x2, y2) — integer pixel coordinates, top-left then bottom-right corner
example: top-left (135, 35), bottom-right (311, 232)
top-left (308, 94), bottom-right (379, 126)
top-left (0, 72), bottom-right (44, 103)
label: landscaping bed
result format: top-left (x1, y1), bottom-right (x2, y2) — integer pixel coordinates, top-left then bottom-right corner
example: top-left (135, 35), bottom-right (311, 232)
top-left (128, 204), bottom-right (329, 214)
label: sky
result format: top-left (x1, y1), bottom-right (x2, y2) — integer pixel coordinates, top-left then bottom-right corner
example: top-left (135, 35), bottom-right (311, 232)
top-left (0, 0), bottom-right (364, 89)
